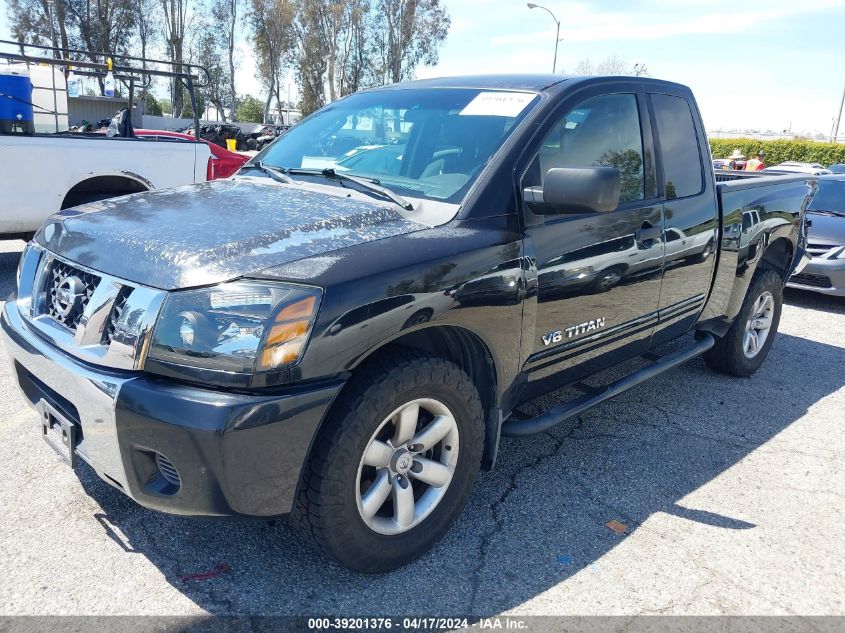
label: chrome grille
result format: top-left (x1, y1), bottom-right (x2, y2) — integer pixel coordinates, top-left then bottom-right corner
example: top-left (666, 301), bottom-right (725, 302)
top-left (103, 285), bottom-right (133, 345)
top-left (807, 243), bottom-right (841, 258)
top-left (790, 272), bottom-right (833, 288)
top-left (18, 247), bottom-right (167, 371)
top-left (45, 260), bottom-right (100, 330)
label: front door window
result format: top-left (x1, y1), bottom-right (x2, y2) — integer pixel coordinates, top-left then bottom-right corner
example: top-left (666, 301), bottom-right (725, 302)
top-left (528, 93), bottom-right (646, 203)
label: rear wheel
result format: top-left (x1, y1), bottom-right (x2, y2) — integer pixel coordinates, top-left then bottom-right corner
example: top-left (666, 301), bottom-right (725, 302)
top-left (703, 269), bottom-right (783, 377)
top-left (295, 349), bottom-right (483, 572)
top-left (689, 239), bottom-right (714, 264)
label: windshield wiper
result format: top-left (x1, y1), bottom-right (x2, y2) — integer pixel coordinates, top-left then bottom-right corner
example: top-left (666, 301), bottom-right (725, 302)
top-left (241, 161), bottom-right (296, 185)
top-left (285, 167), bottom-right (414, 211)
top-left (809, 209), bottom-right (845, 217)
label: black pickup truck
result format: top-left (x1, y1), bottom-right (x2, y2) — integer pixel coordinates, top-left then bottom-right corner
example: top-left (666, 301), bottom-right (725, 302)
top-left (3, 75), bottom-right (814, 572)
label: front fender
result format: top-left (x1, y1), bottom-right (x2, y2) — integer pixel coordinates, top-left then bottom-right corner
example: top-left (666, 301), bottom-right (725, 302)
top-left (271, 217), bottom-right (528, 408)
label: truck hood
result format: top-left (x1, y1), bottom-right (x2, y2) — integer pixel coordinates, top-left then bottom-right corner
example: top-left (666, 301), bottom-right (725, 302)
top-left (807, 211), bottom-right (845, 246)
top-left (36, 178), bottom-right (427, 290)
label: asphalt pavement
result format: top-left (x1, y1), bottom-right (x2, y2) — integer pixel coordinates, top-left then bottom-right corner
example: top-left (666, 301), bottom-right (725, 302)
top-left (0, 239), bottom-right (842, 618)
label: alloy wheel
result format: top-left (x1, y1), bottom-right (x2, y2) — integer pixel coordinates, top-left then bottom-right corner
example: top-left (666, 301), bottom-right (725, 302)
top-left (743, 290), bottom-right (774, 358)
top-left (356, 398), bottom-right (459, 535)
top-left (600, 270), bottom-right (622, 290)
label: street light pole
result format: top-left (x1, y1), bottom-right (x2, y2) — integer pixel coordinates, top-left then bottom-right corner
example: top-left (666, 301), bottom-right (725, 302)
top-left (833, 81), bottom-right (845, 143)
top-left (527, 3), bottom-right (561, 74)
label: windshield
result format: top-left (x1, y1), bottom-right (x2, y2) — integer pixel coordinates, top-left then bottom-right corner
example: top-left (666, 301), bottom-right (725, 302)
top-left (253, 88), bottom-right (539, 204)
top-left (809, 179), bottom-right (845, 212)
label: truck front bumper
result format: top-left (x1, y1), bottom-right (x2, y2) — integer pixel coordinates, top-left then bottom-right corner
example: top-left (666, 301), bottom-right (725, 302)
top-left (788, 256), bottom-right (845, 297)
top-left (1, 299), bottom-right (343, 518)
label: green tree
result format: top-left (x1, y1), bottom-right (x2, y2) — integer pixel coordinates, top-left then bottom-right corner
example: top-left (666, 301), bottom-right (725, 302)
top-left (598, 149), bottom-right (644, 203)
top-left (159, 97), bottom-right (173, 115)
top-left (204, 0), bottom-right (242, 120)
top-left (66, 0), bottom-right (136, 93)
top-left (181, 88), bottom-right (206, 119)
top-left (135, 0), bottom-right (158, 65)
top-left (7, 0), bottom-right (71, 57)
top-left (192, 14), bottom-right (232, 121)
top-left (573, 56), bottom-right (648, 77)
top-left (371, 0), bottom-right (450, 84)
top-left (293, 0), bottom-right (330, 116)
top-left (145, 93), bottom-right (163, 116)
top-left (161, 0), bottom-right (192, 117)
top-left (66, 0), bottom-right (136, 57)
top-left (236, 95), bottom-right (265, 122)
top-left (295, 0), bottom-right (368, 109)
top-left (9, 0), bottom-right (135, 94)
top-left (250, 0), bottom-right (296, 123)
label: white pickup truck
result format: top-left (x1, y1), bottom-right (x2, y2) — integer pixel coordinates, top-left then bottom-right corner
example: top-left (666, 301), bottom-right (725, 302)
top-left (0, 45), bottom-right (212, 240)
top-left (0, 132), bottom-right (211, 239)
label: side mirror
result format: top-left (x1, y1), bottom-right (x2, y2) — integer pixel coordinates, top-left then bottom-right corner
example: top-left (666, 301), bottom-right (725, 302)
top-left (524, 167), bottom-right (621, 214)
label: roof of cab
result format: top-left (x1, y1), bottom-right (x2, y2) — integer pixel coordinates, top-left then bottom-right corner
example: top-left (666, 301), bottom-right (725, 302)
top-left (368, 74), bottom-right (691, 96)
top-left (371, 74), bottom-right (576, 92)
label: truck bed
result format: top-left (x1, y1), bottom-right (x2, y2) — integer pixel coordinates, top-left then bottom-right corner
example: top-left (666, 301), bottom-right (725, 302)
top-left (701, 173), bottom-right (814, 324)
top-left (716, 172), bottom-right (817, 217)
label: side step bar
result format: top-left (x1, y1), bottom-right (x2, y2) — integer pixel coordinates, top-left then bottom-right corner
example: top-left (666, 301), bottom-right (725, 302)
top-left (501, 333), bottom-right (715, 437)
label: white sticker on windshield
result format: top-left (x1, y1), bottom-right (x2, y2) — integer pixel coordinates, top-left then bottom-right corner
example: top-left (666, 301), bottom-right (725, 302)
top-left (459, 92), bottom-right (535, 117)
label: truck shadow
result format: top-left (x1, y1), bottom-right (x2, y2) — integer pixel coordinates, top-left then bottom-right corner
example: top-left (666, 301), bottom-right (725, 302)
top-left (75, 330), bottom-right (843, 617)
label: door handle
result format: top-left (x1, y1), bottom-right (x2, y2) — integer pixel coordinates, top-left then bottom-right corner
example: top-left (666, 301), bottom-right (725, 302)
top-left (635, 226), bottom-right (663, 242)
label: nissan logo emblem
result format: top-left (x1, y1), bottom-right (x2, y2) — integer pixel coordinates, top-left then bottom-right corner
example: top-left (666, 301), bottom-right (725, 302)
top-left (52, 276), bottom-right (86, 318)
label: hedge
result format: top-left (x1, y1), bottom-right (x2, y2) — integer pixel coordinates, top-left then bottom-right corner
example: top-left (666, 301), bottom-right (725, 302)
top-left (708, 138), bottom-right (845, 167)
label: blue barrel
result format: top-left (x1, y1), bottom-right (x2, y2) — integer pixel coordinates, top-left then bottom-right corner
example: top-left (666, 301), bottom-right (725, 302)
top-left (0, 67), bottom-right (34, 134)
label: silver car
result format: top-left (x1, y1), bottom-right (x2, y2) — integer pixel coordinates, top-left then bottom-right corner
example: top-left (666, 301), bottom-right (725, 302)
top-left (764, 161), bottom-right (832, 175)
top-left (788, 175), bottom-right (845, 296)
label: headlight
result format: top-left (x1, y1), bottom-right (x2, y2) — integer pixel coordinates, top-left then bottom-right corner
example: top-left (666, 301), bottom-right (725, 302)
top-left (566, 266), bottom-right (595, 278)
top-left (147, 281), bottom-right (321, 373)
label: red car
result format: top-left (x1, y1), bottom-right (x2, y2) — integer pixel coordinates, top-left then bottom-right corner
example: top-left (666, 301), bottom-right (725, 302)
top-left (134, 129), bottom-right (249, 180)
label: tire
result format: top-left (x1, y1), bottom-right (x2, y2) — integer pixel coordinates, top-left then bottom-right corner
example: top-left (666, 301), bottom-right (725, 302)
top-left (294, 348), bottom-right (484, 572)
top-left (401, 309), bottom-right (432, 329)
top-left (688, 239), bottom-right (713, 264)
top-left (703, 269), bottom-right (783, 377)
top-left (591, 266), bottom-right (624, 293)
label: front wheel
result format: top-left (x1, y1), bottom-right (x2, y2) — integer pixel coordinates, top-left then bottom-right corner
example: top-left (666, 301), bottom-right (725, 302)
top-left (294, 349), bottom-right (484, 572)
top-left (591, 267), bottom-right (624, 293)
top-left (703, 269), bottom-right (783, 377)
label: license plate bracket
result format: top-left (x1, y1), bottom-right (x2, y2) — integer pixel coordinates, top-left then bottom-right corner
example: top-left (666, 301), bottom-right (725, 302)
top-left (39, 400), bottom-right (78, 469)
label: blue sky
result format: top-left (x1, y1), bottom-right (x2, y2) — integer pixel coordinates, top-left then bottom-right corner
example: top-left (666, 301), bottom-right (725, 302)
top-left (418, 0), bottom-right (845, 135)
top-left (2, 0), bottom-right (844, 134)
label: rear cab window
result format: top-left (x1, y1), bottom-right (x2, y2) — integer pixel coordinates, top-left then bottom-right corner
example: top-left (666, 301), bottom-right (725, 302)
top-left (650, 94), bottom-right (704, 199)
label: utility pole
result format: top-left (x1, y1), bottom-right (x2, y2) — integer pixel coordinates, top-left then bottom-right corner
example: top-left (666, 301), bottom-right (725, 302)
top-left (46, 1), bottom-right (59, 132)
top-left (833, 81), bottom-right (845, 143)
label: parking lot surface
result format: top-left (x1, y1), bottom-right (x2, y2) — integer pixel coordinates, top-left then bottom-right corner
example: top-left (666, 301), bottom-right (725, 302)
top-left (0, 239), bottom-right (842, 617)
